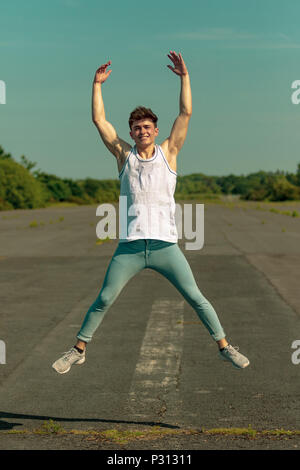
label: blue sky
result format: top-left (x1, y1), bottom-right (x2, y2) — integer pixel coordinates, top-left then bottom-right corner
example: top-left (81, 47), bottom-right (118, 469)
top-left (1, 0), bottom-right (300, 180)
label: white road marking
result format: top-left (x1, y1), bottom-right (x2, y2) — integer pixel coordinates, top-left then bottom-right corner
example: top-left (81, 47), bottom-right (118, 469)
top-left (128, 299), bottom-right (184, 419)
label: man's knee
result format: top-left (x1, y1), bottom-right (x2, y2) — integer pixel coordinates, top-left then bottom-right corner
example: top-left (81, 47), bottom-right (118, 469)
top-left (94, 288), bottom-right (118, 310)
top-left (182, 287), bottom-right (208, 308)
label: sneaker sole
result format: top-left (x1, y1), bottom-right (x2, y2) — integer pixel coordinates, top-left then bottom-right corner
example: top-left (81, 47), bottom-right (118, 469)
top-left (220, 355), bottom-right (250, 369)
top-left (52, 364), bottom-right (71, 374)
top-left (231, 360), bottom-right (250, 369)
top-left (75, 357), bottom-right (86, 365)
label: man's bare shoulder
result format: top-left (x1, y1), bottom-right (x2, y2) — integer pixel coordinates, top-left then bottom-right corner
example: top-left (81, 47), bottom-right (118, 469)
top-left (112, 137), bottom-right (132, 159)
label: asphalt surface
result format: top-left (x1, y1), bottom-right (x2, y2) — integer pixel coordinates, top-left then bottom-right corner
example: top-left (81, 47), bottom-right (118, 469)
top-left (0, 200), bottom-right (300, 451)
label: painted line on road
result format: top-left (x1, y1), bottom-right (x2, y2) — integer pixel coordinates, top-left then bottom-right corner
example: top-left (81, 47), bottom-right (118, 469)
top-left (128, 299), bottom-right (184, 420)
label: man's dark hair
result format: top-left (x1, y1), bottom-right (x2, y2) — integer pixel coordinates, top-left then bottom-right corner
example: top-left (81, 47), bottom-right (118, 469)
top-left (129, 106), bottom-right (158, 130)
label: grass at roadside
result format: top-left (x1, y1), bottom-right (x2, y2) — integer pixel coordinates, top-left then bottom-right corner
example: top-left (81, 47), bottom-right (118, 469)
top-left (3, 420), bottom-right (300, 445)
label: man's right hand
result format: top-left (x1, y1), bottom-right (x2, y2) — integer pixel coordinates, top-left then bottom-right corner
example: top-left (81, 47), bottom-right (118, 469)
top-left (93, 61), bottom-right (112, 84)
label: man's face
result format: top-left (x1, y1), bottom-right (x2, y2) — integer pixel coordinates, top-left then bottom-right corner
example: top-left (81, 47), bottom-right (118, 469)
top-left (129, 119), bottom-right (159, 146)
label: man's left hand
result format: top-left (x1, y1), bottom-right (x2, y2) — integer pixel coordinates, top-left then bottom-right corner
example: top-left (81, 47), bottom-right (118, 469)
top-left (167, 51), bottom-right (188, 76)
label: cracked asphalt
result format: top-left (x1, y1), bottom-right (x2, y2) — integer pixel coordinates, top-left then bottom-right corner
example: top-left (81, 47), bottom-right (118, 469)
top-left (0, 200), bottom-right (300, 450)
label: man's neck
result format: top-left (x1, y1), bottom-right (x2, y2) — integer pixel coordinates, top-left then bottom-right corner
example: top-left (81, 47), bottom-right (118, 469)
top-left (135, 143), bottom-right (156, 160)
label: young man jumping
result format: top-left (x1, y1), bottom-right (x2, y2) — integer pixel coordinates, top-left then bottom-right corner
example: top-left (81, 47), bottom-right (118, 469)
top-left (52, 51), bottom-right (249, 374)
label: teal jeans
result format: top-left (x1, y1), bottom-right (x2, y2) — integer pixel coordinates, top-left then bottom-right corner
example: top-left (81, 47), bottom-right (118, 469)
top-left (77, 239), bottom-right (226, 343)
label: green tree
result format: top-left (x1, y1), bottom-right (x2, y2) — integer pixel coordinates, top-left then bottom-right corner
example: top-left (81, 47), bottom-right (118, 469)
top-left (296, 163), bottom-right (300, 186)
top-left (267, 174), bottom-right (300, 201)
top-left (20, 155), bottom-right (37, 172)
top-left (35, 173), bottom-right (72, 201)
top-left (0, 158), bottom-right (48, 210)
top-left (0, 145), bottom-right (12, 160)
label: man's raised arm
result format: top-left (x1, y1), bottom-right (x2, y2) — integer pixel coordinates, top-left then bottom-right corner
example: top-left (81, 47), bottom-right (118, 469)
top-left (92, 61), bottom-right (131, 159)
top-left (164, 51), bottom-right (192, 156)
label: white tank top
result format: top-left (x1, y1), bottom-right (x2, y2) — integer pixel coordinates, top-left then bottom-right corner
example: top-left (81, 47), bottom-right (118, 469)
top-left (118, 144), bottom-right (178, 243)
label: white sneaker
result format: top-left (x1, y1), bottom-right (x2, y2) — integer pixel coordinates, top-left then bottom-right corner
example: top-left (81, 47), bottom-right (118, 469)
top-left (52, 347), bottom-right (85, 374)
top-left (219, 344), bottom-right (250, 369)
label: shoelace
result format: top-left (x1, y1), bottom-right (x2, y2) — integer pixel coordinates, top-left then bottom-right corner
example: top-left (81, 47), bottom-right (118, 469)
top-left (61, 348), bottom-right (77, 361)
top-left (226, 345), bottom-right (240, 354)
